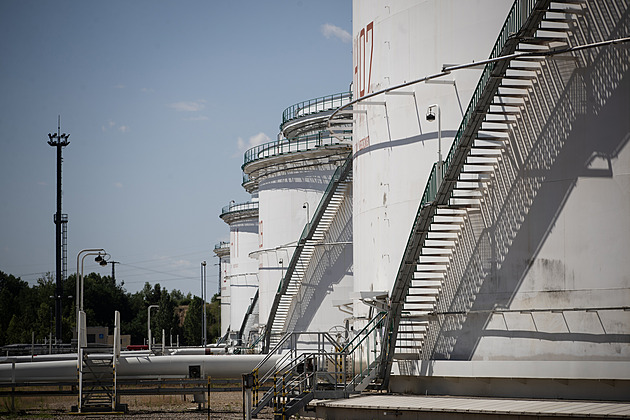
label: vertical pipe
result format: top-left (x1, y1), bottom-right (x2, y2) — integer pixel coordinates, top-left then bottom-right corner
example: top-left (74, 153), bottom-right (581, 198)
top-left (201, 262), bottom-right (204, 345)
top-left (202, 261), bottom-right (207, 346)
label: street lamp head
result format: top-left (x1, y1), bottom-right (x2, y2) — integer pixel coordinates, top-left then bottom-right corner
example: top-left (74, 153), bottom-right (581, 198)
top-left (426, 104), bottom-right (439, 122)
top-left (95, 255), bottom-right (103, 263)
top-left (99, 260), bottom-right (108, 267)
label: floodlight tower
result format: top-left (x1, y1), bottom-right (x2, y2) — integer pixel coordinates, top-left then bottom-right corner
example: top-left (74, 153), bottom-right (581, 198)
top-left (48, 116), bottom-right (70, 343)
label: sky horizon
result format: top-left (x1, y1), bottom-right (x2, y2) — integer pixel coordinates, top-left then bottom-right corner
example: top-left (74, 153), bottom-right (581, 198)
top-left (0, 0), bottom-right (352, 297)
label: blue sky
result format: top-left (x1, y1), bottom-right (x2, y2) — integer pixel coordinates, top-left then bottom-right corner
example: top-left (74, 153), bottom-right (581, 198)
top-left (0, 1), bottom-right (352, 296)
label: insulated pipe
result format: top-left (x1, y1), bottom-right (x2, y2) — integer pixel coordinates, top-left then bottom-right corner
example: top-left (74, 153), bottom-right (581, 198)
top-left (0, 354), bottom-right (280, 383)
top-left (0, 351), bottom-right (152, 364)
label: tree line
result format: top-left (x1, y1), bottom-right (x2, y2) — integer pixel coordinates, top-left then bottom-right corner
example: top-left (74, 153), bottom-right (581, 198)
top-left (0, 270), bottom-right (220, 347)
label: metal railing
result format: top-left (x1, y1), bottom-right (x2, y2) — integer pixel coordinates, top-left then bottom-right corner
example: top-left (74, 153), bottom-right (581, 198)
top-left (250, 311), bottom-right (388, 417)
top-left (242, 130), bottom-right (351, 170)
top-left (250, 331), bottom-right (341, 413)
top-left (214, 241), bottom-right (229, 251)
top-left (236, 290), bottom-right (259, 350)
top-left (339, 311), bottom-right (387, 392)
top-left (281, 92), bottom-right (352, 130)
top-left (220, 200), bottom-right (259, 216)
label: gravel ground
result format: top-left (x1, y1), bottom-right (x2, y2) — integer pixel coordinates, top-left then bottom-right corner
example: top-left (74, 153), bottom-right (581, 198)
top-left (1, 391), bottom-right (277, 419)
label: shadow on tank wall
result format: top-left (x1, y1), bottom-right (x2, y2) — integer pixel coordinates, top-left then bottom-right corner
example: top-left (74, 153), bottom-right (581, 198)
top-left (290, 189), bottom-right (353, 334)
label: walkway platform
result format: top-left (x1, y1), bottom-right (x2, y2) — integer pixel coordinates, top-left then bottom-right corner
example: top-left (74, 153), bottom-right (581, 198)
top-left (313, 394), bottom-right (630, 419)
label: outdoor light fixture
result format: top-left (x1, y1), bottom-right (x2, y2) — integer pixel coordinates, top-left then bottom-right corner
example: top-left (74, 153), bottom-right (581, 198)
top-left (95, 253), bottom-right (110, 266)
top-left (426, 104), bottom-right (443, 183)
top-left (76, 248), bottom-right (106, 325)
top-left (303, 202), bottom-right (310, 229)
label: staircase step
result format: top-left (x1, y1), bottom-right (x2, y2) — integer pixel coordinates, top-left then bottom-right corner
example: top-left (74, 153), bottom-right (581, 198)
top-left (405, 297), bottom-right (437, 304)
top-left (520, 36), bottom-right (570, 45)
top-left (546, 7), bottom-right (584, 15)
top-left (542, 17), bottom-right (577, 23)
top-left (536, 26), bottom-right (570, 34)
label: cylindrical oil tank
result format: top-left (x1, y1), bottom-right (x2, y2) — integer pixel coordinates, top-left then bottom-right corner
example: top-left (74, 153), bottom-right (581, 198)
top-left (213, 241), bottom-right (231, 337)
top-left (351, 0), bottom-right (513, 319)
top-left (219, 198), bottom-right (260, 338)
top-left (251, 154), bottom-right (346, 325)
top-left (243, 93), bottom-right (352, 330)
top-left (352, 0), bottom-right (630, 395)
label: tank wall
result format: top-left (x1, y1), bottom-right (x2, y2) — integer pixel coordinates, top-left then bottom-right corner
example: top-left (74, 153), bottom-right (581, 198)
top-left (219, 254), bottom-right (231, 336)
top-left (352, 0), bottom-right (513, 318)
top-left (228, 217), bottom-right (259, 332)
top-left (291, 183), bottom-right (354, 335)
top-left (257, 164), bottom-right (338, 324)
top-left (455, 76), bottom-right (630, 362)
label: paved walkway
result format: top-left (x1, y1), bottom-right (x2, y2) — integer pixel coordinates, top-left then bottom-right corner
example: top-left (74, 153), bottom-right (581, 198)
top-left (313, 394), bottom-right (630, 419)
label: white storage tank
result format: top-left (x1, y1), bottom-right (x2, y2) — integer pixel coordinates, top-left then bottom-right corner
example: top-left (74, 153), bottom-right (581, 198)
top-left (243, 93), bottom-right (353, 338)
top-left (351, 0), bottom-right (513, 319)
top-left (219, 199), bottom-right (260, 340)
top-left (213, 241), bottom-right (231, 337)
top-left (353, 0), bottom-right (630, 400)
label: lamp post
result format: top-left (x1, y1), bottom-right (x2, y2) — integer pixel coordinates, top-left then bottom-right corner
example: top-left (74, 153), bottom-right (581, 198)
top-left (147, 304), bottom-right (159, 351)
top-left (75, 249), bottom-right (106, 325)
top-left (48, 118), bottom-right (70, 343)
top-left (426, 104), bottom-right (442, 184)
top-left (201, 261), bottom-right (207, 346)
top-left (303, 202), bottom-right (310, 230)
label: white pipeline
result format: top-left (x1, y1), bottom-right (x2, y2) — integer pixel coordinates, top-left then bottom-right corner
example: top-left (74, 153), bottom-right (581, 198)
top-left (0, 353), bottom-right (280, 383)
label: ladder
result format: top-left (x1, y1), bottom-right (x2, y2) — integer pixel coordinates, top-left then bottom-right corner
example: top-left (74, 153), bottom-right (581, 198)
top-left (78, 349), bottom-right (117, 412)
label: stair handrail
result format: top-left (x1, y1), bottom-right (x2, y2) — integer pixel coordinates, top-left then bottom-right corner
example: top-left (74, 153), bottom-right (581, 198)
top-left (339, 311), bottom-right (387, 392)
top-left (253, 331), bottom-right (339, 387)
top-left (215, 327), bottom-right (230, 345)
top-left (339, 311), bottom-right (387, 354)
top-left (263, 155), bottom-right (353, 352)
top-left (251, 332), bottom-right (341, 416)
top-left (238, 290), bottom-right (259, 343)
top-left (252, 315), bottom-right (387, 417)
